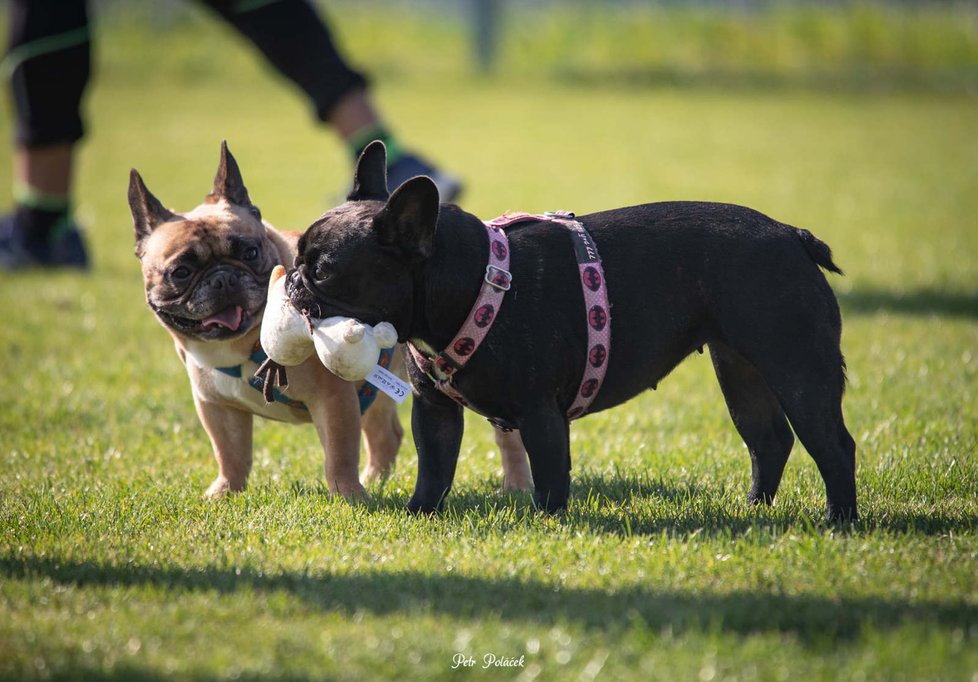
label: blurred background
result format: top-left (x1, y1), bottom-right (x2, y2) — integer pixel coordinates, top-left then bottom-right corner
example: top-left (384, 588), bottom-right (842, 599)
top-left (2, 0), bottom-right (976, 287)
top-left (82, 0), bottom-right (978, 89)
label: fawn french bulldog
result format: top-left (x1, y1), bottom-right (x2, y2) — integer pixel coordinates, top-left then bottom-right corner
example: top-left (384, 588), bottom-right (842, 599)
top-left (129, 142), bottom-right (405, 500)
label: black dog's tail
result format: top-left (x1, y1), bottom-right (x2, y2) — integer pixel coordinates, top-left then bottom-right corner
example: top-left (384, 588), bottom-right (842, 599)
top-left (792, 226), bottom-right (844, 276)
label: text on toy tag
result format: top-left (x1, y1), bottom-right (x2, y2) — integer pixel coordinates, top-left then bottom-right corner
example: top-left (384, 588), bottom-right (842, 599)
top-left (365, 364), bottom-right (410, 404)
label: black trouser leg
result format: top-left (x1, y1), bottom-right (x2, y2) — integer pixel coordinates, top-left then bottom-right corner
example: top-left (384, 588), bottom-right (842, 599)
top-left (6, 0), bottom-right (91, 147)
top-left (197, 0), bottom-right (368, 122)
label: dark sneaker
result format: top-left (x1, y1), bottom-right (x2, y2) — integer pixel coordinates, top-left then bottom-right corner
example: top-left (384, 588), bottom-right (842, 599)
top-left (0, 212), bottom-right (90, 270)
top-left (387, 152), bottom-right (463, 203)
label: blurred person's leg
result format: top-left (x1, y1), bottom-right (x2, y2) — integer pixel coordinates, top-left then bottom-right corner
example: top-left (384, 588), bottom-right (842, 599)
top-left (199, 0), bottom-right (461, 199)
top-left (1, 0), bottom-right (90, 269)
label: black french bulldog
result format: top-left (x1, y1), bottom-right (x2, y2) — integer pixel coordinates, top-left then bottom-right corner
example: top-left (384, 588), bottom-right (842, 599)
top-left (288, 141), bottom-right (857, 522)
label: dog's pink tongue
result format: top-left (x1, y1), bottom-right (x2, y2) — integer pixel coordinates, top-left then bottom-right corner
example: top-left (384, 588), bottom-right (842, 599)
top-left (203, 305), bottom-right (243, 331)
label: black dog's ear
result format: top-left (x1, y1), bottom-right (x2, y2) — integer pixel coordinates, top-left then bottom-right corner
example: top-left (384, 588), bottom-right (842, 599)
top-left (209, 140), bottom-right (261, 219)
top-left (295, 230), bottom-right (308, 267)
top-left (373, 175), bottom-right (439, 259)
top-left (347, 140), bottom-right (390, 201)
top-left (129, 168), bottom-right (177, 255)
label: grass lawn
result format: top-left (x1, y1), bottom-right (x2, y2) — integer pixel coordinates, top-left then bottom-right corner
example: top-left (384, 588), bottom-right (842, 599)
top-left (1, 4), bottom-right (977, 680)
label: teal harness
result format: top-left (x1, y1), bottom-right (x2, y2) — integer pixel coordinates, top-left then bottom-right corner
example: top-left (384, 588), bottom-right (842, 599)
top-left (217, 342), bottom-right (395, 414)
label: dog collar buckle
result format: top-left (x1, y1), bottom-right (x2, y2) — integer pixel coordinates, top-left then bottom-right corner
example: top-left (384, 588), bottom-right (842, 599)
top-left (485, 264), bottom-right (512, 291)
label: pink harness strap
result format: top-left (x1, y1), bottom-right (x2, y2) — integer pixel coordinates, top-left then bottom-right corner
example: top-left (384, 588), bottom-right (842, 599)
top-left (555, 213), bottom-right (612, 419)
top-left (408, 211), bottom-right (611, 425)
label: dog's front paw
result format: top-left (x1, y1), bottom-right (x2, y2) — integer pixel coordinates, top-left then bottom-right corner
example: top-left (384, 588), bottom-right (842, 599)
top-left (202, 476), bottom-right (245, 500)
top-left (501, 475), bottom-right (534, 493)
top-left (330, 480), bottom-right (370, 503)
top-left (406, 488), bottom-right (448, 515)
top-left (499, 456), bottom-right (533, 492)
top-left (500, 456), bottom-right (533, 493)
top-left (532, 489), bottom-right (569, 515)
top-left (361, 464), bottom-right (394, 485)
top-left (496, 430), bottom-right (532, 492)
top-left (406, 499), bottom-right (439, 515)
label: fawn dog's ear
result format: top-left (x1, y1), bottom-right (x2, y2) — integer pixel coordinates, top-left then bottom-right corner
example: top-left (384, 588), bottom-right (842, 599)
top-left (129, 168), bottom-right (177, 256)
top-left (208, 140), bottom-right (260, 220)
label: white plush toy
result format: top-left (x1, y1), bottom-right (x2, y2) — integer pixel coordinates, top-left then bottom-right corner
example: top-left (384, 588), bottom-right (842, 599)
top-left (260, 265), bottom-right (397, 382)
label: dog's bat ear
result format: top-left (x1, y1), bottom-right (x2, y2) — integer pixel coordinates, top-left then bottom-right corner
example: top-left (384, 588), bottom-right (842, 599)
top-left (210, 140), bottom-right (261, 220)
top-left (373, 175), bottom-right (439, 260)
top-left (347, 140), bottom-right (390, 202)
top-left (129, 168), bottom-right (177, 256)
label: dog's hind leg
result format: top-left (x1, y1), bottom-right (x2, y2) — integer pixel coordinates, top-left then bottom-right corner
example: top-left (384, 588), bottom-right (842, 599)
top-left (752, 350), bottom-right (857, 523)
top-left (518, 408), bottom-right (571, 514)
top-left (361, 397), bottom-right (404, 483)
top-left (495, 429), bottom-right (533, 492)
top-left (709, 342), bottom-right (795, 506)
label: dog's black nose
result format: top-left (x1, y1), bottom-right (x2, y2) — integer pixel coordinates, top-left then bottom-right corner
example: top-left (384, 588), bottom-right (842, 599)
top-left (208, 269), bottom-right (238, 291)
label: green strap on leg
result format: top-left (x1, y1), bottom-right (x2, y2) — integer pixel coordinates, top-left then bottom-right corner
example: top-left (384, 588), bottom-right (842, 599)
top-left (230, 0), bottom-right (285, 13)
top-left (13, 182), bottom-right (71, 213)
top-left (0, 26), bottom-right (91, 79)
top-left (348, 125), bottom-right (404, 166)
top-left (13, 182), bottom-right (74, 243)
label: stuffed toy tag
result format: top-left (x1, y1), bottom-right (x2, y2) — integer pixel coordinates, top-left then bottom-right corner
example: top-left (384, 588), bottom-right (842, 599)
top-left (364, 364), bottom-right (411, 404)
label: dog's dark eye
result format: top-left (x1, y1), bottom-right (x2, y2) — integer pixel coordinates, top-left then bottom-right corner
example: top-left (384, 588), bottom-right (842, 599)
top-left (243, 246), bottom-right (259, 261)
top-left (171, 265), bottom-right (191, 280)
top-left (315, 263), bottom-right (332, 282)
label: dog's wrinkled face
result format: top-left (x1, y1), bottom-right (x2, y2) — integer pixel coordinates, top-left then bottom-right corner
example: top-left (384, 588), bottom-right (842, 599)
top-left (138, 203), bottom-right (276, 341)
top-left (288, 141), bottom-right (440, 339)
top-left (130, 142), bottom-right (277, 342)
top-left (290, 202), bottom-right (413, 330)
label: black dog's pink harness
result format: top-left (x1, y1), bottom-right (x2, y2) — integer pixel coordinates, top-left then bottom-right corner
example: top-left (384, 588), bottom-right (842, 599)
top-left (408, 211), bottom-right (611, 428)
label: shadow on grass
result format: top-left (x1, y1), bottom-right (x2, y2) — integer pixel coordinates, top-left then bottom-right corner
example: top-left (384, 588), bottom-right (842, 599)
top-left (349, 471), bottom-right (978, 539)
top-left (2, 553), bottom-right (975, 646)
top-left (838, 287), bottom-right (978, 319)
top-left (568, 472), bottom-right (978, 537)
